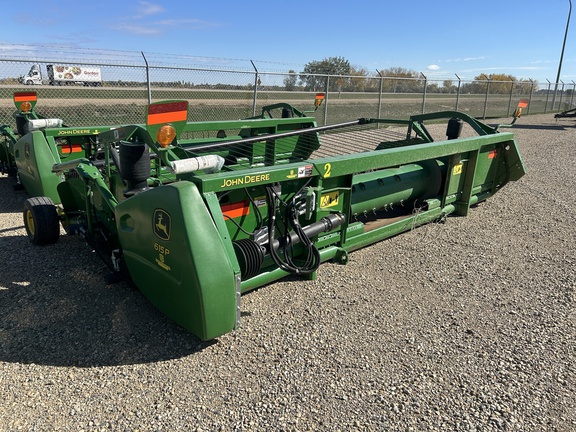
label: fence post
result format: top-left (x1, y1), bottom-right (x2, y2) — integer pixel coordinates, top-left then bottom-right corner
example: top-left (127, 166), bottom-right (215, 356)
top-left (545, 80), bottom-right (551, 113)
top-left (528, 79), bottom-right (534, 115)
top-left (250, 60), bottom-right (259, 117)
top-left (558, 81), bottom-right (565, 110)
top-left (420, 73), bottom-right (427, 114)
top-left (507, 79), bottom-right (515, 117)
top-left (141, 51), bottom-right (151, 104)
top-left (455, 74), bottom-right (461, 111)
top-left (376, 69), bottom-right (384, 123)
top-left (323, 75), bottom-right (330, 126)
top-left (482, 79), bottom-right (491, 119)
top-left (571, 81), bottom-right (576, 108)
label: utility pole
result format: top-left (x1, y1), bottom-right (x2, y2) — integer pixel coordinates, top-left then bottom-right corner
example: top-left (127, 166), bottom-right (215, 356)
top-left (552, 0), bottom-right (572, 110)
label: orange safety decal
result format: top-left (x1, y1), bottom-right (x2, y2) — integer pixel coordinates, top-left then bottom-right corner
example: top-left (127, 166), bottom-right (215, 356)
top-left (517, 99), bottom-right (529, 108)
top-left (488, 149), bottom-right (498, 159)
top-left (147, 101), bottom-right (188, 125)
top-left (221, 200), bottom-right (250, 219)
top-left (14, 92), bottom-right (38, 102)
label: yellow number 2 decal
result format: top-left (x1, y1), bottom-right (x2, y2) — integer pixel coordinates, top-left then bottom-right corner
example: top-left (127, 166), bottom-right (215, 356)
top-left (323, 163), bottom-right (332, 178)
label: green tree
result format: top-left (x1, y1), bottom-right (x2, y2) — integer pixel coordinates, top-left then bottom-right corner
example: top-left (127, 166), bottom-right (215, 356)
top-left (516, 79), bottom-right (536, 95)
top-left (346, 67), bottom-right (371, 92)
top-left (463, 73), bottom-right (522, 94)
top-left (462, 74), bottom-right (490, 94)
top-left (379, 67), bottom-right (422, 93)
top-left (483, 73), bottom-right (516, 94)
top-left (300, 56), bottom-right (353, 91)
top-left (283, 70), bottom-right (298, 91)
top-left (443, 79), bottom-right (457, 93)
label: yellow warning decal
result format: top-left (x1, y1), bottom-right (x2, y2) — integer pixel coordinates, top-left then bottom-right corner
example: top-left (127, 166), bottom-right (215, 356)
top-left (453, 163), bottom-right (463, 175)
top-left (320, 191), bottom-right (339, 208)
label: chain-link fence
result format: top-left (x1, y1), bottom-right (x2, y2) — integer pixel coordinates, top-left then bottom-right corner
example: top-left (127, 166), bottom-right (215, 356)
top-left (1, 52), bottom-right (574, 129)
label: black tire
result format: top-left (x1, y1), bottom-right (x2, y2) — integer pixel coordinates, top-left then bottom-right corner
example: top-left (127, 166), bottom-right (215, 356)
top-left (23, 197), bottom-right (60, 245)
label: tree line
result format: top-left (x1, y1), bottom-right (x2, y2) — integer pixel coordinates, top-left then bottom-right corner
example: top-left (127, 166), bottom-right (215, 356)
top-left (285, 56), bottom-right (539, 94)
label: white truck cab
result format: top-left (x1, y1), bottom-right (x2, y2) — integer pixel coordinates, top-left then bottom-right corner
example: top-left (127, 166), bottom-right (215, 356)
top-left (19, 64), bottom-right (43, 85)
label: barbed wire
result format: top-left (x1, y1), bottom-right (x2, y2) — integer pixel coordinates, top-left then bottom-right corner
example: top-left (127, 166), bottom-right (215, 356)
top-left (0, 43), bottom-right (571, 84)
top-left (0, 43), bottom-right (306, 73)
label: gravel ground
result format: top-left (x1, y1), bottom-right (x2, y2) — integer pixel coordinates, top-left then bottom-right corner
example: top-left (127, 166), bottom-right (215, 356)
top-left (0, 114), bottom-right (574, 431)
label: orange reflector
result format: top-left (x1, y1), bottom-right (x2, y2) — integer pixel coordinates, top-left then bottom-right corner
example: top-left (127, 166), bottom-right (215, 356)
top-left (148, 101), bottom-right (188, 125)
top-left (14, 92), bottom-right (37, 103)
top-left (488, 149), bottom-right (497, 159)
top-left (517, 99), bottom-right (529, 108)
top-left (221, 201), bottom-right (250, 219)
top-left (60, 144), bottom-right (83, 155)
top-left (157, 124), bottom-right (177, 148)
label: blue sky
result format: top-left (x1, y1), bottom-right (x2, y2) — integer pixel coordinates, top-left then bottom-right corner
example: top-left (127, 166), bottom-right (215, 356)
top-left (3, 0), bottom-right (574, 83)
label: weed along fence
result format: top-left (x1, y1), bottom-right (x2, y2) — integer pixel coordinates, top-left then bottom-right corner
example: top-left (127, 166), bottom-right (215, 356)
top-left (0, 50), bottom-right (574, 127)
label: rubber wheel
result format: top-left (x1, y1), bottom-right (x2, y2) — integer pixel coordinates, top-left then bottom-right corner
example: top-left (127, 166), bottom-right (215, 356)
top-left (23, 197), bottom-right (60, 245)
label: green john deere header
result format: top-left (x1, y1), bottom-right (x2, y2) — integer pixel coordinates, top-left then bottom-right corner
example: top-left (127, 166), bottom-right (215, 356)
top-left (15, 96), bottom-right (525, 340)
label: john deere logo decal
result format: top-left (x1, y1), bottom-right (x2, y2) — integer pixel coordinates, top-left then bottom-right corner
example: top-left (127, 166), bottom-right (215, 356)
top-left (24, 143), bottom-right (31, 159)
top-left (153, 209), bottom-right (171, 241)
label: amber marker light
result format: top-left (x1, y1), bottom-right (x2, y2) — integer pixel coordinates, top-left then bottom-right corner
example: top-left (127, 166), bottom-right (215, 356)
top-left (20, 101), bottom-right (32, 113)
top-left (157, 124), bottom-right (176, 148)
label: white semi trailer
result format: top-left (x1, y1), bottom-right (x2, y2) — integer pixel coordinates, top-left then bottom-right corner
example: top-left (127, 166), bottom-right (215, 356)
top-left (19, 64), bottom-right (102, 86)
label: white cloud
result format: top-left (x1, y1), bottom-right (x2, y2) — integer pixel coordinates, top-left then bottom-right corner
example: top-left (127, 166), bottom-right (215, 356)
top-left (110, 3), bottom-right (219, 36)
top-left (111, 18), bottom-right (219, 36)
top-left (156, 18), bottom-right (219, 29)
top-left (530, 60), bottom-right (556, 65)
top-left (460, 66), bottom-right (547, 74)
top-left (427, 64), bottom-right (441, 71)
top-left (439, 56), bottom-right (486, 63)
top-left (138, 1), bottom-right (164, 16)
top-left (110, 23), bottom-right (162, 36)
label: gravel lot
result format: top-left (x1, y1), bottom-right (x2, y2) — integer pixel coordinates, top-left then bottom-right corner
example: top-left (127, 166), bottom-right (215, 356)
top-left (0, 114), bottom-right (574, 431)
